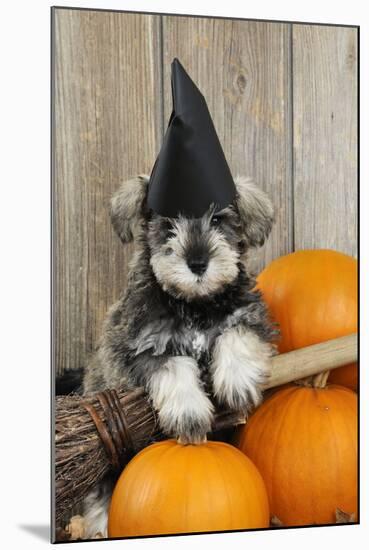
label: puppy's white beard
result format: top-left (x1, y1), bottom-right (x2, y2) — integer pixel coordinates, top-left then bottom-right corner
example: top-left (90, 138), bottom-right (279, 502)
top-left (205, 240), bottom-right (240, 292)
top-left (150, 240), bottom-right (239, 300)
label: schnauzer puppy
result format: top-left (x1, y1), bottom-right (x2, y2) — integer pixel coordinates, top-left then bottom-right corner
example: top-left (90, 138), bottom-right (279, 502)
top-left (79, 174), bottom-right (276, 538)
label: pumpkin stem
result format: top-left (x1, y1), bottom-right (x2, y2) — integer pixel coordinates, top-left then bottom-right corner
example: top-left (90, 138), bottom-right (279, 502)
top-left (335, 508), bottom-right (356, 523)
top-left (177, 434), bottom-right (208, 446)
top-left (294, 370), bottom-right (330, 389)
top-left (312, 370), bottom-right (330, 388)
top-left (270, 515), bottom-right (283, 527)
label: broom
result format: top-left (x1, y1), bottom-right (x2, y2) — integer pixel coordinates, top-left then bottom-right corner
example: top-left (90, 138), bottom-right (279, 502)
top-left (54, 333), bottom-right (357, 528)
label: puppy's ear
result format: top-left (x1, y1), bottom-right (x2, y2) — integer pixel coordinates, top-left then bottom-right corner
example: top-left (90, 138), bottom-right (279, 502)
top-left (234, 176), bottom-right (274, 247)
top-left (110, 175), bottom-right (149, 243)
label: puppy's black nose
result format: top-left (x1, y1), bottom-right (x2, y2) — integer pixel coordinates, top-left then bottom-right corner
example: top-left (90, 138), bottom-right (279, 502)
top-left (187, 258), bottom-right (208, 276)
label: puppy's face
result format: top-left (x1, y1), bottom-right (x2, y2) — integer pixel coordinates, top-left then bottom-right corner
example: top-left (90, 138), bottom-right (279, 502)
top-left (147, 206), bottom-right (243, 300)
top-left (110, 175), bottom-right (274, 301)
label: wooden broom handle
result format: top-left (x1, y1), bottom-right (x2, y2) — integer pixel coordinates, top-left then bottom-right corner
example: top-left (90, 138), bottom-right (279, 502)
top-left (264, 333), bottom-right (357, 390)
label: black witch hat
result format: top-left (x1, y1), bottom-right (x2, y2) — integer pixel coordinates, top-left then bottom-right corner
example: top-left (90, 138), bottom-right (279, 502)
top-left (147, 58), bottom-right (236, 218)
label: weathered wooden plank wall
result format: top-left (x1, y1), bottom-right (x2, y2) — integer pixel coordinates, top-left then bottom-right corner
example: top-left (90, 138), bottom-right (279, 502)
top-left (54, 10), bottom-right (162, 374)
top-left (53, 9), bottom-right (358, 375)
top-left (293, 25), bottom-right (358, 255)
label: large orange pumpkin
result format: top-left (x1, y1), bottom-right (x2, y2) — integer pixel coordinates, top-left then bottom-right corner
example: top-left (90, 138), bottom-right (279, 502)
top-left (257, 250), bottom-right (358, 390)
top-left (108, 439), bottom-right (269, 537)
top-left (235, 385), bottom-right (358, 526)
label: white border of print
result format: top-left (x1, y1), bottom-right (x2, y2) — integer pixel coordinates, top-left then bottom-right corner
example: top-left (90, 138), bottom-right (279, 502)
top-left (0, 1), bottom-right (365, 549)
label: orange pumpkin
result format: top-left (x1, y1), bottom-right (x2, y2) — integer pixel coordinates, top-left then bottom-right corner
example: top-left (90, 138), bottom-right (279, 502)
top-left (328, 364), bottom-right (357, 391)
top-left (257, 250), bottom-right (358, 390)
top-left (235, 385), bottom-right (358, 526)
top-left (108, 439), bottom-right (269, 537)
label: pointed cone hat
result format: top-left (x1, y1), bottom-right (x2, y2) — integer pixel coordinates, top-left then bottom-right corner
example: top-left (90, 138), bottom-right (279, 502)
top-left (147, 58), bottom-right (236, 218)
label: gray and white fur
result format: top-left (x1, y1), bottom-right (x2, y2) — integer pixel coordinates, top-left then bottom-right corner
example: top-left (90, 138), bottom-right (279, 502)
top-left (80, 174), bottom-right (277, 538)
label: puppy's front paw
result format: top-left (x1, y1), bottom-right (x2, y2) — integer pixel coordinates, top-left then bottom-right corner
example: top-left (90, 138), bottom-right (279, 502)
top-left (174, 412), bottom-right (211, 445)
top-left (149, 357), bottom-right (214, 445)
top-left (211, 327), bottom-right (272, 414)
top-left (217, 382), bottom-right (263, 414)
top-left (159, 393), bottom-right (214, 444)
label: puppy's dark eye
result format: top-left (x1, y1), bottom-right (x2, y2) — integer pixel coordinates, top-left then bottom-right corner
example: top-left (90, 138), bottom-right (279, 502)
top-left (211, 216), bottom-right (221, 227)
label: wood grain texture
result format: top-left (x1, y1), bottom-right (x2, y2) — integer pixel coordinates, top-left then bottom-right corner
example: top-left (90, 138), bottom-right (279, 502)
top-left (265, 333), bottom-right (357, 389)
top-left (54, 9), bottom-right (162, 374)
top-left (161, 16), bottom-right (293, 272)
top-left (53, 11), bottom-right (358, 378)
top-left (292, 25), bottom-right (358, 256)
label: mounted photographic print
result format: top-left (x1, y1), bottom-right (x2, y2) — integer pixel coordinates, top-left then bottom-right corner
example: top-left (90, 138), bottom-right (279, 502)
top-left (51, 6), bottom-right (359, 542)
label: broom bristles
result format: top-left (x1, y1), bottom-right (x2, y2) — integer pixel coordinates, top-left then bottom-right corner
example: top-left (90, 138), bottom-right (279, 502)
top-left (55, 387), bottom-right (161, 524)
